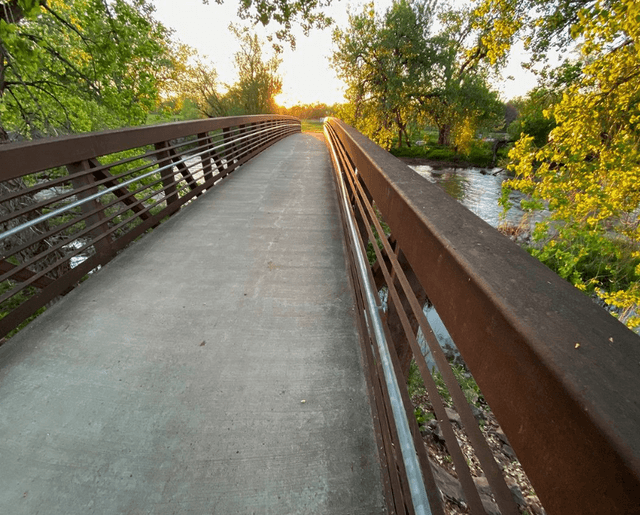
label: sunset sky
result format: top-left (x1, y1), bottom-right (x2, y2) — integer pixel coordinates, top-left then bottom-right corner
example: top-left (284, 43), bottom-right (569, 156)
top-left (151, 0), bottom-right (541, 106)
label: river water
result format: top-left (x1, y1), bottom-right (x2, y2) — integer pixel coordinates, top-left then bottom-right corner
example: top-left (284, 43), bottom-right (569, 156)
top-left (409, 164), bottom-right (548, 229)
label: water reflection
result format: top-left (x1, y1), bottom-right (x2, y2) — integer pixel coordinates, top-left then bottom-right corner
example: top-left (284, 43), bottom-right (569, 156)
top-left (438, 171), bottom-right (467, 201)
top-left (410, 164), bottom-right (547, 229)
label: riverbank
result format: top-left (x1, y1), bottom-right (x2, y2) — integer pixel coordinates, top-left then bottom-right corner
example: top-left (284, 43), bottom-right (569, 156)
top-left (398, 156), bottom-right (481, 170)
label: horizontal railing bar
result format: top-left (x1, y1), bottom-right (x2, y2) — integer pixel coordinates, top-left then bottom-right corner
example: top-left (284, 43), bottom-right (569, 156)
top-left (326, 117), bottom-right (640, 514)
top-left (331, 129), bottom-right (493, 513)
top-left (327, 123), bottom-right (448, 513)
top-left (0, 122), bottom-right (293, 226)
top-left (0, 164), bottom-right (176, 271)
top-left (0, 160), bottom-right (218, 303)
top-left (0, 172), bottom-right (173, 288)
top-left (0, 115), bottom-right (300, 180)
top-left (0, 124), bottom-right (292, 279)
top-left (347, 146), bottom-right (515, 513)
top-left (0, 157), bottom-right (176, 243)
top-left (0, 132), bottom-right (263, 279)
top-left (0, 115), bottom-right (300, 336)
top-left (0, 123), bottom-right (292, 243)
top-left (0, 122), bottom-right (292, 281)
top-left (0, 125), bottom-right (243, 204)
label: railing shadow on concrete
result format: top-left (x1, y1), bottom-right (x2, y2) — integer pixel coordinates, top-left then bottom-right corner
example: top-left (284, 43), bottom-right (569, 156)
top-left (0, 115), bottom-right (300, 340)
top-left (324, 117), bottom-right (640, 515)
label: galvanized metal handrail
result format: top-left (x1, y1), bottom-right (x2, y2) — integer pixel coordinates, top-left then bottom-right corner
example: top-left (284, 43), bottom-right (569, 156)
top-left (324, 117), bottom-right (640, 515)
top-left (0, 115), bottom-right (300, 339)
top-left (326, 124), bottom-right (431, 515)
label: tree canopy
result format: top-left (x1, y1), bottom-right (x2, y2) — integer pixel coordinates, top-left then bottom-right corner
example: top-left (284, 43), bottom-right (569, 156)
top-left (224, 26), bottom-right (282, 115)
top-left (501, 0), bottom-right (640, 327)
top-left (0, 0), bottom-right (186, 141)
top-left (181, 26), bottom-right (282, 118)
top-left (331, 0), bottom-right (505, 150)
top-left (202, 0), bottom-right (332, 50)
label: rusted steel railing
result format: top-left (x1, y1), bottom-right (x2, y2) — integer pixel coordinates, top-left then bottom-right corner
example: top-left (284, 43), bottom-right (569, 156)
top-left (0, 115), bottom-right (300, 340)
top-left (324, 118), bottom-right (640, 515)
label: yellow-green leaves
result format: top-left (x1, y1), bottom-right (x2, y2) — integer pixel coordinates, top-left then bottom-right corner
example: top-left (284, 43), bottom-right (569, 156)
top-left (505, 0), bottom-right (640, 328)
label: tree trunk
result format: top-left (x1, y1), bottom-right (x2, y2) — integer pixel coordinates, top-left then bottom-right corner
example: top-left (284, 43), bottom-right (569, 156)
top-left (438, 125), bottom-right (451, 146)
top-left (405, 128), bottom-right (411, 148)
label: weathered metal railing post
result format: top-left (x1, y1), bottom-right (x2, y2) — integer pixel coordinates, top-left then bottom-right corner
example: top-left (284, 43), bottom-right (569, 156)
top-left (67, 159), bottom-right (112, 259)
top-left (198, 132), bottom-right (214, 186)
top-left (153, 141), bottom-right (179, 206)
top-left (223, 126), bottom-right (239, 165)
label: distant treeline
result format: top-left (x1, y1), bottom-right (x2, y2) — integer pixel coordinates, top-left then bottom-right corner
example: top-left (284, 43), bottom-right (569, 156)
top-left (275, 103), bottom-right (339, 120)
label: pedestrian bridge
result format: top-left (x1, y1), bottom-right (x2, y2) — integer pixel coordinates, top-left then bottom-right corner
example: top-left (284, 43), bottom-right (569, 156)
top-left (1, 116), bottom-right (639, 514)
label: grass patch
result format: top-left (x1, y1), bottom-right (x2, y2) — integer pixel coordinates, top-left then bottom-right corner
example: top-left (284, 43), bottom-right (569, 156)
top-left (390, 138), bottom-right (511, 168)
top-left (301, 119), bottom-right (324, 133)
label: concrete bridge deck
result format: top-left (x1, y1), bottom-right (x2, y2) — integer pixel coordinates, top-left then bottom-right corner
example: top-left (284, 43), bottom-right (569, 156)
top-left (0, 134), bottom-right (385, 514)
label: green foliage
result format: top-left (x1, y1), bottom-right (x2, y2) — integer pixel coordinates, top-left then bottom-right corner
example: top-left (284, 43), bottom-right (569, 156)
top-left (0, 281), bottom-right (46, 339)
top-left (464, 140), bottom-right (494, 167)
top-left (149, 97), bottom-right (201, 124)
top-left (414, 407), bottom-right (435, 425)
top-left (277, 102), bottom-right (334, 119)
top-left (300, 119), bottom-right (324, 132)
top-left (427, 147), bottom-right (459, 161)
top-left (331, 0), bottom-right (506, 151)
top-left (182, 27), bottom-right (281, 118)
top-left (225, 25), bottom-right (282, 115)
top-left (331, 0), bottom-right (435, 149)
top-left (507, 90), bottom-right (556, 147)
top-left (407, 359), bottom-right (484, 412)
top-left (390, 138), bottom-right (495, 167)
top-left (507, 63), bottom-right (582, 146)
top-left (526, 224), bottom-right (640, 328)
top-left (503, 0), bottom-right (640, 328)
top-left (407, 360), bottom-right (427, 398)
top-left (201, 0), bottom-right (332, 51)
top-left (0, 0), bottom-right (184, 140)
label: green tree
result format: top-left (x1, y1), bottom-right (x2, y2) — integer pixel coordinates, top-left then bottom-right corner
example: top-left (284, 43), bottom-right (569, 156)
top-left (279, 102), bottom-right (331, 119)
top-left (503, 0), bottom-right (640, 327)
top-left (331, 0), bottom-right (505, 150)
top-left (181, 61), bottom-right (230, 118)
top-left (224, 26), bottom-right (282, 115)
top-left (507, 89), bottom-right (556, 147)
top-left (0, 0), bottom-right (182, 141)
top-left (202, 0), bottom-right (332, 50)
top-left (507, 62), bottom-right (582, 146)
top-left (331, 0), bottom-right (439, 149)
top-left (179, 27), bottom-right (281, 118)
top-left (420, 0), bottom-right (518, 147)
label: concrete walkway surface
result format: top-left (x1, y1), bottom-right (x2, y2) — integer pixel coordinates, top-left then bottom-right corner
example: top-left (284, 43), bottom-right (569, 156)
top-left (0, 134), bottom-right (386, 514)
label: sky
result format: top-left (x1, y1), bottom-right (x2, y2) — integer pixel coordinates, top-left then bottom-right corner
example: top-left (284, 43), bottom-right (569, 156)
top-left (151, 0), bottom-right (541, 107)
